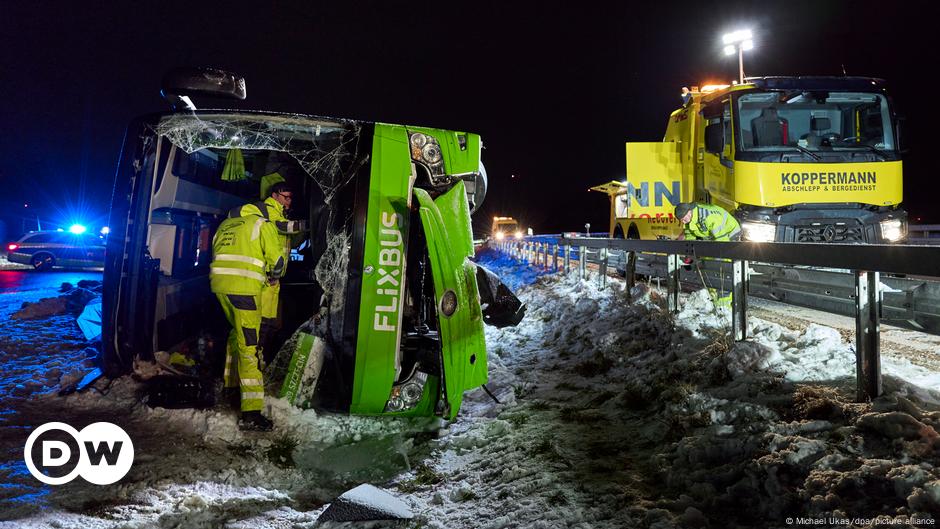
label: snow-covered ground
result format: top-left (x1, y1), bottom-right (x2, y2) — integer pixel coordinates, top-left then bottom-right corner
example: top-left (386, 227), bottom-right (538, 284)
top-left (0, 255), bottom-right (30, 271)
top-left (2, 251), bottom-right (940, 528)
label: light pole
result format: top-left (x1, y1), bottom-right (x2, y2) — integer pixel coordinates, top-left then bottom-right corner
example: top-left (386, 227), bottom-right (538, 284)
top-left (723, 29), bottom-right (754, 84)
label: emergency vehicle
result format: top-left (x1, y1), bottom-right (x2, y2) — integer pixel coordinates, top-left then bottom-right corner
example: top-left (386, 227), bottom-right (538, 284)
top-left (592, 77), bottom-right (906, 243)
top-left (491, 216), bottom-right (523, 241)
top-left (102, 68), bottom-right (521, 419)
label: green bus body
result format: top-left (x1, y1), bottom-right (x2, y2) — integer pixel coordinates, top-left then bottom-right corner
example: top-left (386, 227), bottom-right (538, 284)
top-left (103, 113), bottom-right (495, 419)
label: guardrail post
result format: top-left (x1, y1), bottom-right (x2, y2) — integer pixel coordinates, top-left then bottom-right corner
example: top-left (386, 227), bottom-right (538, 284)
top-left (625, 251), bottom-right (637, 296)
top-left (599, 248), bottom-right (608, 288)
top-left (855, 270), bottom-right (882, 402)
top-left (540, 243), bottom-right (546, 269)
top-left (732, 260), bottom-right (748, 341)
top-left (553, 244), bottom-right (560, 272)
top-left (579, 246), bottom-right (586, 280)
top-left (564, 244), bottom-right (570, 273)
top-left (667, 254), bottom-right (680, 313)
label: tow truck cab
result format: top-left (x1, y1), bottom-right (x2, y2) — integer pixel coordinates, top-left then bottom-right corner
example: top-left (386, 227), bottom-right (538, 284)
top-left (491, 216), bottom-right (522, 241)
top-left (102, 70), bottom-right (499, 419)
top-left (599, 77), bottom-right (907, 244)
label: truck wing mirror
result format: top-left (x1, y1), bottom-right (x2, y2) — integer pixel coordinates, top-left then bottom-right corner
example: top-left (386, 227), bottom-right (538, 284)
top-left (705, 123), bottom-right (723, 154)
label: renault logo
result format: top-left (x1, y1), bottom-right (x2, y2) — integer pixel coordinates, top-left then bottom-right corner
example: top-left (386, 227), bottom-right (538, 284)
top-left (822, 226), bottom-right (836, 242)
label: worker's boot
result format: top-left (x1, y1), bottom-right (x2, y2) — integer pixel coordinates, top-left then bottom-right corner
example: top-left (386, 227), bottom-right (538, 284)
top-left (238, 411), bottom-right (273, 432)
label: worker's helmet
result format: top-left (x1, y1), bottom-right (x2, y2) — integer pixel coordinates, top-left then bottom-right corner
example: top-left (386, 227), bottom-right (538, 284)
top-left (674, 202), bottom-right (694, 220)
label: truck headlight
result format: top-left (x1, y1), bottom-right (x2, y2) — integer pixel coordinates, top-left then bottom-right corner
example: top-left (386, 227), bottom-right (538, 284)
top-left (495, 231), bottom-right (505, 240)
top-left (880, 218), bottom-right (906, 242)
top-left (741, 221), bottom-right (776, 242)
top-left (514, 231), bottom-right (523, 240)
top-left (384, 369), bottom-right (429, 412)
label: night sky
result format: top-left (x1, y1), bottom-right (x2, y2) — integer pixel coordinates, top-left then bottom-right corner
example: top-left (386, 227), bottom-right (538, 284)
top-left (0, 1), bottom-right (934, 242)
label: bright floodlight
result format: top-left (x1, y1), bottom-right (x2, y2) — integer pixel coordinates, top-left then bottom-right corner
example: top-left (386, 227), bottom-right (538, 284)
top-left (722, 29), bottom-right (753, 44)
top-left (721, 29), bottom-right (754, 84)
top-left (100, 226), bottom-right (110, 235)
top-left (69, 224), bottom-right (87, 234)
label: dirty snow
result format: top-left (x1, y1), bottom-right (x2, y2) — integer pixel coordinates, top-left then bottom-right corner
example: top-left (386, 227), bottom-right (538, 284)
top-left (2, 252), bottom-right (940, 528)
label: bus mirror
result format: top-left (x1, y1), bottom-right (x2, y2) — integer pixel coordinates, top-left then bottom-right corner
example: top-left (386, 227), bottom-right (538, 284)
top-left (161, 67), bottom-right (246, 110)
top-left (466, 163), bottom-right (488, 214)
top-left (705, 123), bottom-right (723, 154)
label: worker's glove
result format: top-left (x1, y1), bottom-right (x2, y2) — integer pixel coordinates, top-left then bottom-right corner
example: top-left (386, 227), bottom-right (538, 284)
top-left (682, 256), bottom-right (694, 271)
top-left (267, 277), bottom-right (280, 287)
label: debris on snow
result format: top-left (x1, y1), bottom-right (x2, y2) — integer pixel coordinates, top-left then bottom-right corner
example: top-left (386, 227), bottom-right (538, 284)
top-left (317, 484), bottom-right (413, 522)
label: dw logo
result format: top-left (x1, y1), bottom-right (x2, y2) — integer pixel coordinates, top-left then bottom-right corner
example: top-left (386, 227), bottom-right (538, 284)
top-left (23, 422), bottom-right (134, 485)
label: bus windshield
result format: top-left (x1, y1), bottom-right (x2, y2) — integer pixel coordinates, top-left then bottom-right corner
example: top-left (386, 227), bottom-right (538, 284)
top-left (736, 90), bottom-right (895, 153)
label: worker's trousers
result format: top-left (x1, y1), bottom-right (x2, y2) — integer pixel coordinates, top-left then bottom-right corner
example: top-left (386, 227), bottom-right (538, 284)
top-left (259, 281), bottom-right (282, 358)
top-left (216, 293), bottom-right (265, 412)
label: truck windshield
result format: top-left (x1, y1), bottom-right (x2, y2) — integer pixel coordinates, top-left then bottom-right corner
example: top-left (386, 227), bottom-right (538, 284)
top-left (736, 90), bottom-right (895, 153)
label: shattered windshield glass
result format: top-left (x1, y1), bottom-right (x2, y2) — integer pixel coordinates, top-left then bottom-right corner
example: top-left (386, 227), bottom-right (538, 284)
top-left (155, 113), bottom-right (363, 203)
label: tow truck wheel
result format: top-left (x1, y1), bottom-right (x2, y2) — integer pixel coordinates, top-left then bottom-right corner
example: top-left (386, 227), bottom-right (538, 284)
top-left (31, 253), bottom-right (55, 271)
top-left (612, 227), bottom-right (627, 276)
top-left (627, 225), bottom-right (640, 239)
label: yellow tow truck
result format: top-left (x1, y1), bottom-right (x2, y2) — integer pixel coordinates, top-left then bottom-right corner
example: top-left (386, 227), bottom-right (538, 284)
top-left (592, 77), bottom-right (907, 243)
top-left (491, 216), bottom-right (523, 241)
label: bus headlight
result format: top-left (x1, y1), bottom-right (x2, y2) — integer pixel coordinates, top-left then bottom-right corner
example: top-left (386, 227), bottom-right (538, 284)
top-left (384, 370), bottom-right (429, 412)
top-left (880, 218), bottom-right (906, 242)
top-left (741, 221), bottom-right (776, 242)
top-left (409, 132), bottom-right (446, 184)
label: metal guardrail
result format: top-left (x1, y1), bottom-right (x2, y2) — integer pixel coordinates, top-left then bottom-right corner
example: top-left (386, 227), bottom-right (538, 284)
top-left (492, 236), bottom-right (940, 402)
top-left (908, 224), bottom-right (940, 245)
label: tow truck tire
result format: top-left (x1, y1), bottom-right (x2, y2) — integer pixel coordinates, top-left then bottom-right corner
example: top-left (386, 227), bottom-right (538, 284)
top-left (31, 253), bottom-right (55, 271)
top-left (612, 227), bottom-right (626, 276)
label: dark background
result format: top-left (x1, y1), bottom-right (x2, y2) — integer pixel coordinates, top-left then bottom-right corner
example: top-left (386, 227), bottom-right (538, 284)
top-left (0, 0), bottom-right (934, 243)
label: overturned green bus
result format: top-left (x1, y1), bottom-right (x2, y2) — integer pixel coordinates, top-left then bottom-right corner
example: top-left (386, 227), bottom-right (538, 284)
top-left (102, 69), bottom-right (522, 419)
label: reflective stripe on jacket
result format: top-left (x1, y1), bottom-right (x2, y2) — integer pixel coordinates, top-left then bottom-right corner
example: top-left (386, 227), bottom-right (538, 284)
top-left (682, 203), bottom-right (741, 241)
top-left (210, 212), bottom-right (284, 295)
top-left (229, 197), bottom-right (301, 274)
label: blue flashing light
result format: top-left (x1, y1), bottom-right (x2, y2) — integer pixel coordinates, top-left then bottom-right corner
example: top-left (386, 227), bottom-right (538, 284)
top-left (68, 224), bottom-right (87, 235)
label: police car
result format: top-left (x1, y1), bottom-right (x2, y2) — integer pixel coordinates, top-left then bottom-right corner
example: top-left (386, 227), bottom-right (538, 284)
top-left (6, 231), bottom-right (106, 271)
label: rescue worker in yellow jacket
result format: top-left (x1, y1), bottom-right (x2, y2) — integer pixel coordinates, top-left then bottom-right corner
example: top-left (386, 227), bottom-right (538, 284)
top-left (674, 202), bottom-right (740, 307)
top-left (210, 208), bottom-right (285, 431)
top-left (674, 202), bottom-right (741, 241)
top-left (228, 181), bottom-right (307, 355)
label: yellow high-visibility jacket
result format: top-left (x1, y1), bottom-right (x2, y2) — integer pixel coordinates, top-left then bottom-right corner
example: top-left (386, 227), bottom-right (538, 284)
top-left (229, 197), bottom-right (305, 274)
top-left (683, 203), bottom-right (741, 241)
top-left (210, 212), bottom-right (284, 295)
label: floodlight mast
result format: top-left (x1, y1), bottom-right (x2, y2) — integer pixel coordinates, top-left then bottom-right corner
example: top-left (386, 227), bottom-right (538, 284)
top-left (722, 29), bottom-right (753, 84)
